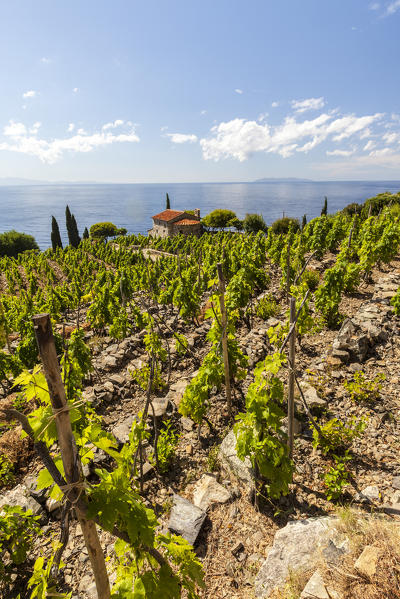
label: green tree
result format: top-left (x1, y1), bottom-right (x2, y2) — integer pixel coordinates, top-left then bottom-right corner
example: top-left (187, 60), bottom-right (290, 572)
top-left (82, 227), bottom-right (89, 239)
top-left (166, 193), bottom-right (171, 209)
top-left (242, 213), bottom-right (267, 233)
top-left (65, 205), bottom-right (80, 248)
top-left (271, 217), bottom-right (300, 234)
top-left (321, 196), bottom-right (328, 216)
top-left (50, 216), bottom-right (63, 251)
top-left (0, 231), bottom-right (39, 257)
top-left (90, 222), bottom-right (118, 240)
top-left (302, 214), bottom-right (307, 230)
top-left (202, 209), bottom-right (237, 229)
top-left (228, 217), bottom-right (243, 231)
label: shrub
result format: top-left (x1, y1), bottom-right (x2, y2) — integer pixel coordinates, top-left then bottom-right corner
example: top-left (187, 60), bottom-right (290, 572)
top-left (344, 371), bottom-right (385, 403)
top-left (324, 451), bottom-right (351, 501)
top-left (0, 454), bottom-right (14, 487)
top-left (342, 202), bottom-right (362, 217)
top-left (0, 230), bottom-right (39, 257)
top-left (243, 213), bottom-right (267, 233)
top-left (0, 505), bottom-right (40, 583)
top-left (302, 269), bottom-right (320, 291)
top-left (202, 209), bottom-right (237, 229)
top-left (152, 420), bottom-right (180, 473)
top-left (255, 295), bottom-right (279, 320)
top-left (270, 217), bottom-right (300, 235)
top-left (312, 416), bottom-right (367, 455)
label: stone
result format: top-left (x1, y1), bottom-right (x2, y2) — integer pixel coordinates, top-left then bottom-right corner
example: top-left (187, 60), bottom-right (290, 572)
top-left (181, 416), bottom-right (194, 432)
top-left (219, 430), bottom-right (254, 485)
top-left (192, 474), bottom-right (231, 510)
top-left (331, 349), bottom-right (350, 364)
top-left (103, 381), bottom-right (114, 394)
top-left (109, 373), bottom-right (126, 386)
top-left (0, 484), bottom-right (44, 517)
top-left (354, 545), bottom-right (380, 578)
top-left (300, 570), bottom-right (330, 599)
top-left (149, 397), bottom-right (170, 418)
top-left (348, 362), bottom-right (363, 373)
top-left (255, 517), bottom-right (344, 598)
top-left (392, 476), bottom-right (400, 490)
top-left (360, 485), bottom-right (380, 502)
top-left (299, 383), bottom-right (327, 410)
top-left (168, 495), bottom-right (206, 545)
top-left (169, 379), bottom-right (190, 407)
top-left (111, 415), bottom-right (135, 444)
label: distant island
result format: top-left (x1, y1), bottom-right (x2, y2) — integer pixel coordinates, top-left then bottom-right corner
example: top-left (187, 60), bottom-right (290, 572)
top-left (253, 177), bottom-right (313, 183)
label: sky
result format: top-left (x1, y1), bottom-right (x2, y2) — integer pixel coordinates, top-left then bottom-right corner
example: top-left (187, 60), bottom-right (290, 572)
top-left (0, 1), bottom-right (400, 183)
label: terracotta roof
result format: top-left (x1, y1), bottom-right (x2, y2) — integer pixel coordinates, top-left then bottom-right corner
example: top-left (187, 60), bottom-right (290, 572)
top-left (175, 219), bottom-right (201, 226)
top-left (152, 209), bottom-right (184, 222)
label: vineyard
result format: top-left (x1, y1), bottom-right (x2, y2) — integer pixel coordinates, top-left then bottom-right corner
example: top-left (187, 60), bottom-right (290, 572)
top-left (2, 192), bottom-right (400, 598)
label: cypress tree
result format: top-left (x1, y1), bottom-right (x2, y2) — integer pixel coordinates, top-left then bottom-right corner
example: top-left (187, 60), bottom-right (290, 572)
top-left (302, 214), bottom-right (307, 230)
top-left (71, 214), bottom-right (81, 246)
top-left (166, 193), bottom-right (171, 210)
top-left (51, 216), bottom-right (63, 250)
top-left (321, 196), bottom-right (328, 216)
top-left (82, 227), bottom-right (89, 239)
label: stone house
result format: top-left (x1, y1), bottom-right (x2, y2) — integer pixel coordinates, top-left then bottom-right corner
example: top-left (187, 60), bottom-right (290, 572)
top-left (148, 209), bottom-right (203, 238)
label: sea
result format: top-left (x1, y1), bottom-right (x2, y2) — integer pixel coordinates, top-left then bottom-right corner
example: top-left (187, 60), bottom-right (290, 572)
top-left (1, 180), bottom-right (400, 251)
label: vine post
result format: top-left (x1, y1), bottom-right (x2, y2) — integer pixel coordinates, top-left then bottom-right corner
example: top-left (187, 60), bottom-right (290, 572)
top-left (32, 313), bottom-right (111, 599)
top-left (217, 262), bottom-right (232, 418)
top-left (287, 297), bottom-right (296, 460)
top-left (286, 239), bottom-right (291, 300)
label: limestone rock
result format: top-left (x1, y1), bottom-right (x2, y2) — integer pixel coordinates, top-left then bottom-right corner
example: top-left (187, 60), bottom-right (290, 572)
top-left (255, 517), bottom-right (342, 598)
top-left (354, 545), bottom-right (380, 578)
top-left (0, 484), bottom-right (44, 517)
top-left (192, 474), bottom-right (231, 510)
top-left (112, 415), bottom-right (135, 444)
top-left (219, 430), bottom-right (254, 485)
top-left (168, 495), bottom-right (206, 545)
top-left (298, 383), bottom-right (327, 410)
top-left (300, 570), bottom-right (330, 599)
top-left (360, 485), bottom-right (380, 502)
top-left (149, 397), bottom-right (170, 418)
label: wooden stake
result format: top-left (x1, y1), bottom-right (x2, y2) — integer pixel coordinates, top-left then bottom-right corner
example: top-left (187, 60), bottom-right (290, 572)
top-left (286, 239), bottom-right (291, 300)
top-left (32, 314), bottom-right (111, 599)
top-left (217, 263), bottom-right (232, 418)
top-left (287, 297), bottom-right (296, 460)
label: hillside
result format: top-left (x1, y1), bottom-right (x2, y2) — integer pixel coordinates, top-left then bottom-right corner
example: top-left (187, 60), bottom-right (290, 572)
top-left (1, 198), bottom-right (400, 598)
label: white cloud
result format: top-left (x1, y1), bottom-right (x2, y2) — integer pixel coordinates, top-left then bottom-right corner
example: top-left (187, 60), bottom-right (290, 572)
top-left (386, 0), bottom-right (400, 14)
top-left (160, 126), bottom-right (168, 132)
top-left (234, 89), bottom-right (243, 94)
top-left (167, 133), bottom-right (198, 144)
top-left (291, 97), bottom-right (325, 113)
top-left (383, 132), bottom-right (400, 144)
top-left (200, 110), bottom-right (207, 115)
top-left (369, 2), bottom-right (380, 9)
top-left (22, 90), bottom-right (37, 99)
top-left (73, 87), bottom-right (79, 93)
top-left (40, 57), bottom-right (52, 64)
top-left (29, 122), bottom-right (41, 135)
top-left (363, 140), bottom-right (376, 151)
top-left (326, 148), bottom-right (356, 157)
top-left (200, 111), bottom-right (384, 161)
top-left (102, 120), bottom-right (124, 131)
top-left (271, 101), bottom-right (279, 108)
top-left (4, 121), bottom-right (27, 137)
top-left (67, 123), bottom-right (75, 133)
top-left (77, 128), bottom-right (86, 135)
top-left (0, 120), bottom-right (140, 164)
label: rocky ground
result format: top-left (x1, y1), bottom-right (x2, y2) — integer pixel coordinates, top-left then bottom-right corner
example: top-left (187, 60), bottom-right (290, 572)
top-left (2, 254), bottom-right (400, 598)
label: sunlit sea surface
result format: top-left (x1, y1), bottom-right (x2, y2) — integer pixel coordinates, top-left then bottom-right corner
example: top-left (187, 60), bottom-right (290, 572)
top-left (1, 181), bottom-right (400, 250)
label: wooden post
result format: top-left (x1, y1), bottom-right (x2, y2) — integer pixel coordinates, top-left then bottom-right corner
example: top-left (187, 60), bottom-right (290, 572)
top-left (217, 263), bottom-right (232, 418)
top-left (286, 239), bottom-right (291, 300)
top-left (287, 298), bottom-right (296, 460)
top-left (32, 314), bottom-right (111, 599)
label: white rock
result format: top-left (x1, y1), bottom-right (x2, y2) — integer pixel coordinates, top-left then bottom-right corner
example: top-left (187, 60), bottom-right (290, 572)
top-left (192, 475), bottom-right (231, 510)
top-left (300, 570), bottom-right (330, 599)
top-left (219, 430), bottom-right (254, 485)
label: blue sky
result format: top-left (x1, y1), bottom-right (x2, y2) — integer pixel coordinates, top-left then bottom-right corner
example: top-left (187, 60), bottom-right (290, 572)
top-left (0, 0), bottom-right (400, 182)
